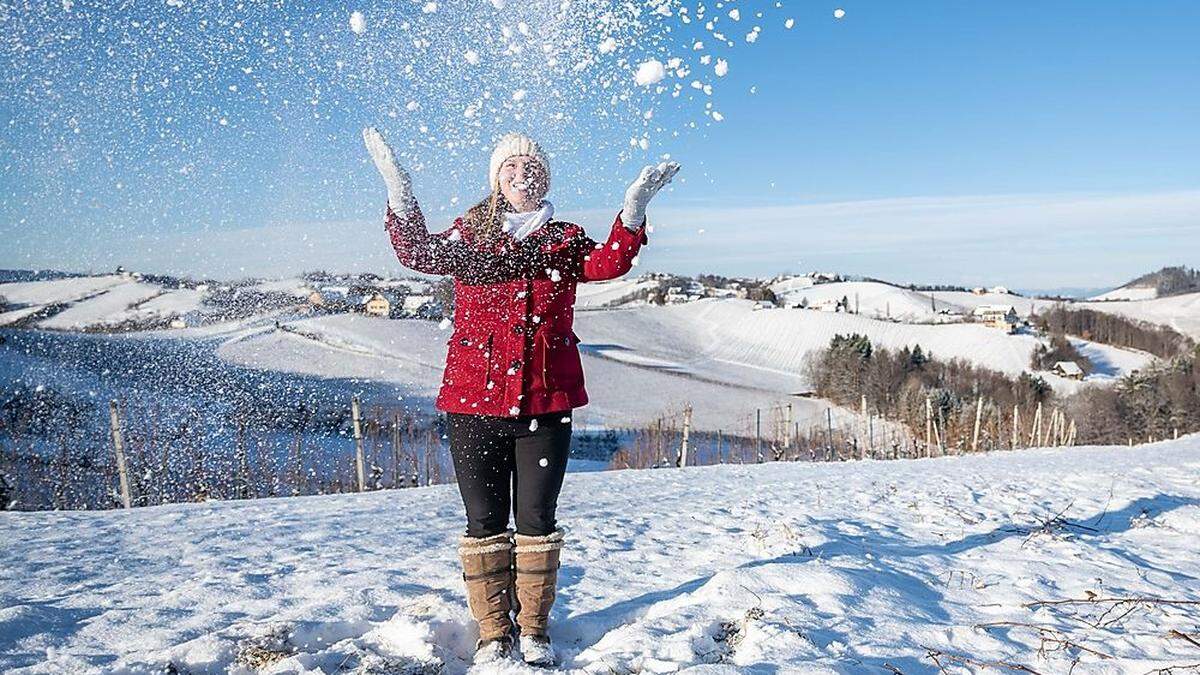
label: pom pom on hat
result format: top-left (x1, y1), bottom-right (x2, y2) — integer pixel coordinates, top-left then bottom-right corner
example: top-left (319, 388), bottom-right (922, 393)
top-left (489, 132), bottom-right (550, 191)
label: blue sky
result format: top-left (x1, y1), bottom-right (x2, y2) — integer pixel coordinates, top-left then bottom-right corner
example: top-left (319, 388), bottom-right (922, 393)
top-left (1, 0), bottom-right (1197, 291)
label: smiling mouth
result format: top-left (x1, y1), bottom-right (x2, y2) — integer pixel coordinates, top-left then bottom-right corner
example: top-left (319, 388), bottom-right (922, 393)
top-left (512, 181), bottom-right (530, 191)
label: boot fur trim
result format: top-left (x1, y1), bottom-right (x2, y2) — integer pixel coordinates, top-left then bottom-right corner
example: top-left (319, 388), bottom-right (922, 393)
top-left (513, 527), bottom-right (565, 554)
top-left (459, 529), bottom-right (514, 556)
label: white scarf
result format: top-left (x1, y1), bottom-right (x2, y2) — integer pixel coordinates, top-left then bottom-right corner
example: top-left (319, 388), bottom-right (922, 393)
top-left (501, 200), bottom-right (555, 242)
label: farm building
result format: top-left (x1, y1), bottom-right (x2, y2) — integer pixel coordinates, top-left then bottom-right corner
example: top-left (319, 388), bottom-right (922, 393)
top-left (363, 293), bottom-right (391, 317)
top-left (1053, 361), bottom-right (1085, 380)
top-left (972, 304), bottom-right (1020, 333)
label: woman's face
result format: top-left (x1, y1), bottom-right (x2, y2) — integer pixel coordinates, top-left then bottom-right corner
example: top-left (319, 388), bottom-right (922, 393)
top-left (497, 155), bottom-right (549, 211)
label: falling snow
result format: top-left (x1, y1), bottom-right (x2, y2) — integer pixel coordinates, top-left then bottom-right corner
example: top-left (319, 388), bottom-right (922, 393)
top-left (1, 0), bottom-right (800, 228)
top-left (634, 59), bottom-right (667, 86)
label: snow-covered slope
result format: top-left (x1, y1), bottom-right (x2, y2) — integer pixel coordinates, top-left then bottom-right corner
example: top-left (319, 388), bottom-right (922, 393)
top-left (215, 312), bottom-right (856, 436)
top-left (37, 281), bottom-right (168, 330)
top-left (767, 280), bottom-right (1061, 323)
top-left (1089, 285), bottom-right (1158, 301)
top-left (768, 279), bottom-right (963, 321)
top-left (0, 276), bottom-right (208, 330)
top-left (573, 277), bottom-right (659, 309)
top-left (0, 274), bottom-right (127, 306)
top-left (4, 435), bottom-right (1199, 674)
top-left (578, 299), bottom-right (1149, 386)
top-left (212, 298), bottom-right (1151, 430)
top-left (1079, 290), bottom-right (1200, 340)
top-left (928, 289), bottom-right (1059, 317)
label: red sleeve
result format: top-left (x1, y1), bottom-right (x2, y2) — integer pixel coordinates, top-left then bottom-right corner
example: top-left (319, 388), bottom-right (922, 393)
top-left (384, 204), bottom-right (467, 276)
top-left (579, 212), bottom-right (649, 282)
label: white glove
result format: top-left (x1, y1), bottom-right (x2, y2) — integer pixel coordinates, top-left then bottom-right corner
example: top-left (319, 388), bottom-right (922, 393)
top-left (362, 126), bottom-right (417, 214)
top-left (621, 161), bottom-right (681, 228)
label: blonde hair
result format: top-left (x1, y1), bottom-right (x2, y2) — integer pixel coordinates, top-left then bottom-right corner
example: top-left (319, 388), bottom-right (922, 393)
top-left (462, 186), bottom-right (514, 248)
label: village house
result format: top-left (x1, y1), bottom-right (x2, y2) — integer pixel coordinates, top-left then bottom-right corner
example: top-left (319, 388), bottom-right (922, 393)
top-left (972, 304), bottom-right (1020, 333)
top-left (363, 293), bottom-right (391, 317)
top-left (402, 294), bottom-right (435, 316)
top-left (664, 281), bottom-right (704, 304)
top-left (1053, 361), bottom-right (1085, 380)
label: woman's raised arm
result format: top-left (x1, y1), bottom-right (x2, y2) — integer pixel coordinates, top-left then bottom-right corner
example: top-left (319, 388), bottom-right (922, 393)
top-left (577, 161), bottom-right (680, 282)
top-left (364, 126), bottom-right (465, 276)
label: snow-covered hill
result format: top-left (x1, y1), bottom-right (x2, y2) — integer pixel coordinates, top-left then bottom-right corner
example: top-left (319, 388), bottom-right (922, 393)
top-left (1080, 290), bottom-right (1200, 340)
top-left (767, 279), bottom-right (1062, 323)
top-left (0, 274), bottom-right (1163, 428)
top-left (0, 276), bottom-right (206, 330)
top-left (573, 277), bottom-right (659, 309)
top-left (210, 297), bottom-right (1150, 434)
top-left (3, 435), bottom-right (1199, 674)
top-left (1089, 285), bottom-right (1159, 302)
top-left (213, 309), bottom-right (851, 435)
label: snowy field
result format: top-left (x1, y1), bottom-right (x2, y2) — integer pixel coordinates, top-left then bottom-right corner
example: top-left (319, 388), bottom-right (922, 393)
top-left (1081, 292), bottom-right (1200, 341)
top-left (0, 273), bottom-right (1163, 435)
top-left (212, 297), bottom-right (1153, 432)
top-left (765, 279), bottom-right (1071, 323)
top-left (213, 307), bottom-right (863, 435)
top-left (3, 436), bottom-right (1199, 674)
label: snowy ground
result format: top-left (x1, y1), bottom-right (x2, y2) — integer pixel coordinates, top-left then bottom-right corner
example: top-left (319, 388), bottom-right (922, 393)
top-left (0, 273), bottom-right (1170, 432)
top-left (1089, 285), bottom-right (1159, 302)
top-left (574, 278), bottom-right (660, 310)
top-left (1081, 291), bottom-right (1200, 341)
top-left (214, 310), bottom-right (864, 435)
top-left (766, 279), bottom-right (1062, 323)
top-left (211, 297), bottom-right (1153, 430)
top-left (3, 436), bottom-right (1200, 674)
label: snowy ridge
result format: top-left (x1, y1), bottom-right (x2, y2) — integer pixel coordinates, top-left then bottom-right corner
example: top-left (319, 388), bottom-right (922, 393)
top-left (209, 297), bottom-right (1153, 429)
top-left (0, 274), bottom-right (128, 307)
top-left (768, 279), bottom-right (962, 321)
top-left (37, 281), bottom-right (167, 330)
top-left (574, 299), bottom-right (1151, 396)
top-left (766, 279), bottom-right (1064, 323)
top-left (0, 276), bottom-right (207, 330)
top-left (3, 435), bottom-right (1199, 673)
top-left (1080, 290), bottom-right (1200, 340)
top-left (1089, 285), bottom-right (1159, 302)
top-left (573, 277), bottom-right (659, 310)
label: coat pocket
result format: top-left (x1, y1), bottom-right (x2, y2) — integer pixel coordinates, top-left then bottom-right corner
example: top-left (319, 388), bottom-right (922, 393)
top-left (446, 329), bottom-right (494, 390)
top-left (536, 330), bottom-right (584, 391)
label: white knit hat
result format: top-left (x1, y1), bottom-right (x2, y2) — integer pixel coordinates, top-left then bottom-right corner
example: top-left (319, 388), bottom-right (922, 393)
top-left (488, 132), bottom-right (550, 192)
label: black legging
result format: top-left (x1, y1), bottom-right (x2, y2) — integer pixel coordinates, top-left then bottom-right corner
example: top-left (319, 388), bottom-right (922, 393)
top-left (446, 411), bottom-right (573, 538)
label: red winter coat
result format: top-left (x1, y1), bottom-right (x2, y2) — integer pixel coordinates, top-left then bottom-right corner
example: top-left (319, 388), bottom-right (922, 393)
top-left (384, 204), bottom-right (648, 417)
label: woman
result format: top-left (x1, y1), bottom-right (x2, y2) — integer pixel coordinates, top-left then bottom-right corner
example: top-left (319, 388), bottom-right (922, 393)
top-left (363, 127), bottom-right (679, 665)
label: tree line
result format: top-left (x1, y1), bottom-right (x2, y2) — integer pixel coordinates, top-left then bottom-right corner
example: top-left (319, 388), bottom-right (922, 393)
top-left (807, 332), bottom-right (1200, 450)
top-left (1033, 304), bottom-right (1193, 359)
